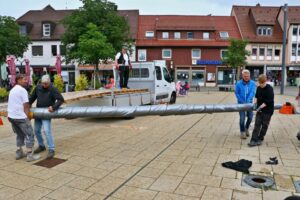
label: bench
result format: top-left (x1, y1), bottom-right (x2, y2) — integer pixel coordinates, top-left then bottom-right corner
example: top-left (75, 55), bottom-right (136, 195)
top-left (218, 85), bottom-right (234, 91)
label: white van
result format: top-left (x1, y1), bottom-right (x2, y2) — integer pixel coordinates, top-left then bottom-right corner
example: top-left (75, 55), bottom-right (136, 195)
top-left (126, 61), bottom-right (177, 104)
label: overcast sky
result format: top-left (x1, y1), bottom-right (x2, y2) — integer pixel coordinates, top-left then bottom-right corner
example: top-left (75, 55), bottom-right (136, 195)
top-left (0, 0), bottom-right (299, 19)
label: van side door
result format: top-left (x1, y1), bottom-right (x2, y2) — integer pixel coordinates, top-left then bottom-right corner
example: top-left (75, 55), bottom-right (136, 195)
top-left (155, 66), bottom-right (168, 101)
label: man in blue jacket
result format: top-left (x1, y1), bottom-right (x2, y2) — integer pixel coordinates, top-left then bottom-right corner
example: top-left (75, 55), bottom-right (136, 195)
top-left (235, 69), bottom-right (256, 139)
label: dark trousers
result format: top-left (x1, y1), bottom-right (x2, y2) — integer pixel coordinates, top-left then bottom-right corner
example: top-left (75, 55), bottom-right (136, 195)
top-left (119, 65), bottom-right (129, 88)
top-left (250, 112), bottom-right (272, 142)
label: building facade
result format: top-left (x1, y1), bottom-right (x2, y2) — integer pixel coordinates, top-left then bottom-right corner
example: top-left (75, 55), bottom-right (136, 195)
top-left (136, 15), bottom-right (241, 87)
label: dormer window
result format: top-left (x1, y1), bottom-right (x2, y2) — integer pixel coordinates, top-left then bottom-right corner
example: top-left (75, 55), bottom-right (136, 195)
top-left (220, 31), bottom-right (229, 39)
top-left (145, 31), bottom-right (154, 38)
top-left (257, 26), bottom-right (272, 36)
top-left (19, 25), bottom-right (27, 36)
top-left (43, 23), bottom-right (51, 37)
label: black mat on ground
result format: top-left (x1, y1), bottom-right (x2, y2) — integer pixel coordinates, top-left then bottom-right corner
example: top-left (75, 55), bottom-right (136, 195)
top-left (222, 159), bottom-right (252, 174)
top-left (34, 158), bottom-right (66, 168)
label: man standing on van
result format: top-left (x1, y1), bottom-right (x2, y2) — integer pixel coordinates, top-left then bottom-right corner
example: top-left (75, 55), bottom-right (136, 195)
top-left (115, 47), bottom-right (132, 89)
top-left (235, 69), bottom-right (256, 139)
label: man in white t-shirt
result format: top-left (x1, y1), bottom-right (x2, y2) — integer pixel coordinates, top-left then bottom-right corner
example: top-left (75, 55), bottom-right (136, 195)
top-left (8, 74), bottom-right (40, 162)
top-left (115, 47), bottom-right (132, 89)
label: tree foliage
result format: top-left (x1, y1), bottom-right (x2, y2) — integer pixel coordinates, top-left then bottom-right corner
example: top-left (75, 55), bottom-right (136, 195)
top-left (76, 23), bottom-right (114, 66)
top-left (62, 0), bottom-right (131, 64)
top-left (222, 39), bottom-right (250, 69)
top-left (0, 16), bottom-right (30, 86)
top-left (75, 74), bottom-right (88, 91)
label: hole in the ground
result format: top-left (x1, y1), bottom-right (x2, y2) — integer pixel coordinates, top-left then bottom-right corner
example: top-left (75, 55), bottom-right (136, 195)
top-left (252, 178), bottom-right (266, 183)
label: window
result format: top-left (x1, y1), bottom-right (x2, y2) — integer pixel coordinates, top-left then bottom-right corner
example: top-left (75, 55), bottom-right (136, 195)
top-left (267, 48), bottom-right (272, 56)
top-left (292, 43), bottom-right (297, 56)
top-left (138, 49), bottom-right (147, 61)
top-left (257, 26), bottom-right (273, 36)
top-left (155, 66), bottom-right (162, 80)
top-left (43, 23), bottom-right (51, 37)
top-left (162, 32), bottom-right (169, 39)
top-left (203, 32), bottom-right (209, 39)
top-left (60, 45), bottom-right (66, 56)
top-left (32, 46), bottom-right (43, 56)
top-left (51, 45), bottom-right (57, 56)
top-left (174, 32), bottom-right (181, 39)
top-left (298, 44), bottom-right (300, 56)
top-left (130, 68), bottom-right (149, 78)
top-left (259, 48), bottom-right (265, 56)
top-left (187, 32), bottom-right (194, 39)
top-left (293, 27), bottom-right (298, 36)
top-left (162, 49), bottom-right (171, 59)
top-left (220, 31), bottom-right (229, 39)
top-left (163, 67), bottom-right (172, 83)
top-left (220, 50), bottom-right (228, 59)
top-left (192, 49), bottom-right (201, 59)
top-left (252, 47), bottom-right (257, 56)
top-left (145, 31), bottom-right (154, 38)
top-left (19, 25), bottom-right (27, 36)
top-left (275, 49), bottom-right (280, 56)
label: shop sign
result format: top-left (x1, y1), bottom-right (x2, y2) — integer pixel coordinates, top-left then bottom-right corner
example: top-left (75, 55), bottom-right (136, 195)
top-left (197, 60), bottom-right (222, 65)
top-left (267, 67), bottom-right (281, 71)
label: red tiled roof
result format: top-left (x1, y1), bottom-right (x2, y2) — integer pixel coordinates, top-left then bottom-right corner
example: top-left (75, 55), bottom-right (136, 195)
top-left (137, 15), bottom-right (241, 47)
top-left (232, 5), bottom-right (283, 43)
top-left (287, 6), bottom-right (300, 23)
top-left (17, 5), bottom-right (139, 40)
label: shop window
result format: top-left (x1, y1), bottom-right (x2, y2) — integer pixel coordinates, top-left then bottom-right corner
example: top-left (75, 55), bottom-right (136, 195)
top-left (162, 32), bottom-right (169, 39)
top-left (51, 45), bottom-right (57, 56)
top-left (162, 49), bottom-right (171, 59)
top-left (187, 32), bottom-right (194, 39)
top-left (32, 45), bottom-right (43, 56)
top-left (177, 71), bottom-right (189, 83)
top-left (192, 71), bottom-right (205, 86)
top-left (174, 32), bottom-right (181, 39)
top-left (203, 32), bottom-right (209, 39)
top-left (192, 49), bottom-right (201, 59)
top-left (138, 49), bottom-right (147, 61)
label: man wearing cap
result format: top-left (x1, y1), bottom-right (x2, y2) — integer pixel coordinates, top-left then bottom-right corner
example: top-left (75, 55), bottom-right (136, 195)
top-left (115, 47), bottom-right (132, 89)
top-left (29, 75), bottom-right (64, 159)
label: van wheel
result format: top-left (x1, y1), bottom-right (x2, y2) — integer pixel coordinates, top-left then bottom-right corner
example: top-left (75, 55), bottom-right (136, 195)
top-left (170, 92), bottom-right (176, 104)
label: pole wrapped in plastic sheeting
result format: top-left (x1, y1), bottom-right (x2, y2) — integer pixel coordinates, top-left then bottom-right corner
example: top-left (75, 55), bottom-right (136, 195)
top-left (30, 103), bottom-right (283, 119)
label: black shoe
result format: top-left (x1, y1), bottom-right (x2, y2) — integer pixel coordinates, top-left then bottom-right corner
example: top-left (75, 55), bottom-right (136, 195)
top-left (46, 150), bottom-right (55, 159)
top-left (248, 140), bottom-right (258, 147)
top-left (270, 157), bottom-right (277, 161)
top-left (34, 146), bottom-right (46, 154)
top-left (266, 160), bottom-right (278, 165)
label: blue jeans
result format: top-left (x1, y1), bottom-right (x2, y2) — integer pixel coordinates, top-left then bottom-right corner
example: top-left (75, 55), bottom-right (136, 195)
top-left (34, 119), bottom-right (55, 150)
top-left (239, 111), bottom-right (253, 133)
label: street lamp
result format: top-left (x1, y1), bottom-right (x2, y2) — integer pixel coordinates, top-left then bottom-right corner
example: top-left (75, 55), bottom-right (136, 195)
top-left (281, 3), bottom-right (288, 95)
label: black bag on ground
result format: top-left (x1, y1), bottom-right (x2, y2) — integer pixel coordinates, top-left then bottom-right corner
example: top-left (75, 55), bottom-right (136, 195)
top-left (222, 159), bottom-right (252, 174)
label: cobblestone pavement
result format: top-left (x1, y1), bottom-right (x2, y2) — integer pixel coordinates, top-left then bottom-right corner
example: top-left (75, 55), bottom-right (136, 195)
top-left (0, 92), bottom-right (300, 200)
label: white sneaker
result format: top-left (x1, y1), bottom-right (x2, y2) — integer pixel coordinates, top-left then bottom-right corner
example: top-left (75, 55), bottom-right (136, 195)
top-left (26, 152), bottom-right (40, 162)
top-left (246, 129), bottom-right (250, 137)
top-left (240, 132), bottom-right (247, 139)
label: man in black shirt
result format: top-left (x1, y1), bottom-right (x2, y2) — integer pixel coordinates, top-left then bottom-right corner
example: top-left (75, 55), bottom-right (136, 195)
top-left (248, 74), bottom-right (274, 147)
top-left (29, 75), bottom-right (64, 159)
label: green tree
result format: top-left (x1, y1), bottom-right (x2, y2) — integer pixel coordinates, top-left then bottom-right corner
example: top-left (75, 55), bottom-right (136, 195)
top-left (222, 39), bottom-right (250, 83)
top-left (62, 0), bottom-right (131, 63)
top-left (75, 74), bottom-right (88, 91)
top-left (0, 16), bottom-right (30, 86)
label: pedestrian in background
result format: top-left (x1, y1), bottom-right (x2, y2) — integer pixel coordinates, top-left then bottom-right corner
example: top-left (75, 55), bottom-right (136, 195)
top-left (29, 75), bottom-right (64, 159)
top-left (115, 47), bottom-right (132, 89)
top-left (7, 74), bottom-right (40, 162)
top-left (235, 69), bottom-right (256, 139)
top-left (248, 74), bottom-right (274, 147)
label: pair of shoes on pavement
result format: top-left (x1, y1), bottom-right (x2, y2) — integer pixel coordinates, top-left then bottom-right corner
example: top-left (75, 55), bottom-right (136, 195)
top-left (266, 157), bottom-right (278, 165)
top-left (16, 149), bottom-right (40, 162)
top-left (248, 140), bottom-right (262, 147)
top-left (34, 145), bottom-right (55, 159)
